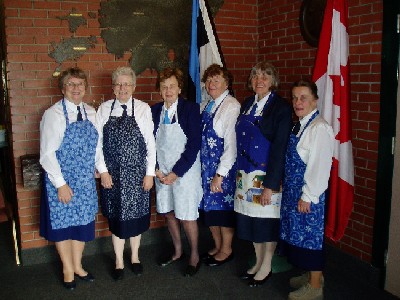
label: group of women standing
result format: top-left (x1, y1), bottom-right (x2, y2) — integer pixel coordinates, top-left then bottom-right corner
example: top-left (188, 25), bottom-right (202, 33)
top-left (39, 62), bottom-right (334, 300)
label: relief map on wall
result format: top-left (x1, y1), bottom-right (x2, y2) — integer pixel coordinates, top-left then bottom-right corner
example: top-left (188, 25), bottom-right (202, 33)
top-left (49, 0), bottom-right (224, 76)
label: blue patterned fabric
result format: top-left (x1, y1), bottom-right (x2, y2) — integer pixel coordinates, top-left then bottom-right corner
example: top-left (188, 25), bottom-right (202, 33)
top-left (200, 101), bottom-right (236, 211)
top-left (280, 111), bottom-right (325, 250)
top-left (236, 110), bottom-right (271, 174)
top-left (44, 99), bottom-right (98, 230)
top-left (100, 100), bottom-right (149, 225)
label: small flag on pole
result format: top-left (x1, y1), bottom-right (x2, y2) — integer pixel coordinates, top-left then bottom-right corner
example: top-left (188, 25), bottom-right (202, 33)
top-left (188, 0), bottom-right (224, 104)
top-left (312, 0), bottom-right (354, 241)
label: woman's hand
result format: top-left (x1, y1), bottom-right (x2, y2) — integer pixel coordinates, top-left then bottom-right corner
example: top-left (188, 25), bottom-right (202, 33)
top-left (100, 172), bottom-right (113, 189)
top-left (142, 175), bottom-right (154, 191)
top-left (210, 174), bottom-right (223, 193)
top-left (57, 184), bottom-right (73, 204)
top-left (155, 169), bottom-right (165, 180)
top-left (162, 172), bottom-right (178, 185)
top-left (297, 199), bottom-right (311, 213)
top-left (259, 187), bottom-right (272, 206)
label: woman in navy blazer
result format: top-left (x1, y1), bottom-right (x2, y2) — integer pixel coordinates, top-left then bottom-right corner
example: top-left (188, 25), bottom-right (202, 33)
top-left (151, 68), bottom-right (202, 277)
top-left (235, 62), bottom-right (292, 287)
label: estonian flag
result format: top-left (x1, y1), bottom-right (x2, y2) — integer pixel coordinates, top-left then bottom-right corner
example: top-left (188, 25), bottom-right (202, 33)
top-left (188, 0), bottom-right (224, 104)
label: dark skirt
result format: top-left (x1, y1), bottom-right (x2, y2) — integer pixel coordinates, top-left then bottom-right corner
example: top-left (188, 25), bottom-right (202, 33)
top-left (40, 186), bottom-right (95, 242)
top-left (199, 209), bottom-right (236, 228)
top-left (236, 213), bottom-right (279, 243)
top-left (279, 240), bottom-right (324, 271)
top-left (107, 213), bottom-right (150, 239)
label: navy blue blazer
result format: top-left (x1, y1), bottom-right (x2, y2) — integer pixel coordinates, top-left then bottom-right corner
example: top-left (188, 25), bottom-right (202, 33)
top-left (241, 92), bottom-right (292, 190)
top-left (151, 98), bottom-right (201, 177)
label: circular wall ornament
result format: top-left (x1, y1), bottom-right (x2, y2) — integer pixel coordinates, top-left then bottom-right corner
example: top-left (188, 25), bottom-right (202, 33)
top-left (299, 0), bottom-right (327, 47)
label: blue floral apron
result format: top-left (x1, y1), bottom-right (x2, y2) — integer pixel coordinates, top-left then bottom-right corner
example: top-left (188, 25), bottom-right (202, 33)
top-left (100, 100), bottom-right (148, 221)
top-left (280, 111), bottom-right (325, 250)
top-left (234, 95), bottom-right (281, 218)
top-left (44, 99), bottom-right (98, 230)
top-left (200, 99), bottom-right (236, 211)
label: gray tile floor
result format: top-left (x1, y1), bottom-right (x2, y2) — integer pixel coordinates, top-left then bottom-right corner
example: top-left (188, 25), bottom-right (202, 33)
top-left (0, 221), bottom-right (398, 300)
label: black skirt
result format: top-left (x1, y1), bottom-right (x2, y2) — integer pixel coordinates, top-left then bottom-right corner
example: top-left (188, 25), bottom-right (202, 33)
top-left (199, 209), bottom-right (236, 228)
top-left (236, 212), bottom-right (279, 243)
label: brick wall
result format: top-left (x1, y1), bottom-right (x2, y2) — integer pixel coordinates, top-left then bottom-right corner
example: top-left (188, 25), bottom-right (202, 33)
top-left (257, 0), bottom-right (383, 262)
top-left (3, 0), bottom-right (259, 250)
top-left (3, 0), bottom-right (383, 263)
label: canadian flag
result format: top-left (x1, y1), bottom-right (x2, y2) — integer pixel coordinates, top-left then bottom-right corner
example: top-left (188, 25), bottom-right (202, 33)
top-left (312, 0), bottom-right (354, 241)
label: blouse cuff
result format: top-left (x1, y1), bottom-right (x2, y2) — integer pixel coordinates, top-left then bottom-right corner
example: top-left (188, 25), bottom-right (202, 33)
top-left (301, 192), bottom-right (319, 204)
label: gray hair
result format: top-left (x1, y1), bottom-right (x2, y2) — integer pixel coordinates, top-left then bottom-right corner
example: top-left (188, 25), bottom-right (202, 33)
top-left (112, 66), bottom-right (137, 86)
top-left (247, 62), bottom-right (279, 91)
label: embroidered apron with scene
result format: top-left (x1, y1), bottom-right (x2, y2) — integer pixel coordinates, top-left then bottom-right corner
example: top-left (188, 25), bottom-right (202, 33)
top-left (234, 94), bottom-right (281, 218)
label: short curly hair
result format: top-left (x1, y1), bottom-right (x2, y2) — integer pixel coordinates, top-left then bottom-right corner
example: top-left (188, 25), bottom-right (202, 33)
top-left (156, 67), bottom-right (184, 91)
top-left (111, 66), bottom-right (136, 86)
top-left (58, 67), bottom-right (88, 90)
top-left (292, 79), bottom-right (319, 99)
top-left (247, 62), bottom-right (279, 91)
top-left (201, 63), bottom-right (232, 86)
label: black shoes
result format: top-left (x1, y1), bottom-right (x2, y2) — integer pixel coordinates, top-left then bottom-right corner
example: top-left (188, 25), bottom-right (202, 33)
top-left (112, 268), bottom-right (124, 281)
top-left (63, 280), bottom-right (76, 290)
top-left (248, 271), bottom-right (272, 287)
top-left (184, 261), bottom-right (201, 277)
top-left (132, 263), bottom-right (143, 276)
top-left (200, 252), bottom-right (214, 261)
top-left (158, 253), bottom-right (185, 267)
top-left (75, 272), bottom-right (95, 282)
top-left (204, 252), bottom-right (234, 267)
top-left (239, 271), bottom-right (256, 280)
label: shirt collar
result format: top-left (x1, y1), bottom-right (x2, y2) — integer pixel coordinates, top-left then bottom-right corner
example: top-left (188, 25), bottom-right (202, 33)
top-left (299, 108), bottom-right (318, 125)
top-left (254, 92), bottom-right (271, 108)
top-left (214, 90), bottom-right (229, 106)
top-left (163, 99), bottom-right (178, 112)
top-left (117, 97), bottom-right (132, 107)
top-left (64, 98), bottom-right (82, 111)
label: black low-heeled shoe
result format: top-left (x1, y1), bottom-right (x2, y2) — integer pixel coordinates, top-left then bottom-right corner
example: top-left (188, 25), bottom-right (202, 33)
top-left (75, 272), bottom-right (95, 282)
top-left (112, 268), bottom-right (124, 281)
top-left (239, 271), bottom-right (256, 280)
top-left (200, 252), bottom-right (214, 261)
top-left (63, 280), bottom-right (76, 290)
top-left (184, 261), bottom-right (201, 277)
top-left (131, 263), bottom-right (143, 276)
top-left (204, 252), bottom-right (234, 267)
top-left (248, 271), bottom-right (272, 287)
top-left (158, 253), bottom-right (185, 267)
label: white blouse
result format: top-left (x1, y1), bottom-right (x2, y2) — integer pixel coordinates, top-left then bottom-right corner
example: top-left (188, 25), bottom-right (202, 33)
top-left (246, 92), bottom-right (271, 116)
top-left (296, 109), bottom-right (335, 204)
top-left (200, 91), bottom-right (241, 176)
top-left (39, 98), bottom-right (103, 188)
top-left (96, 97), bottom-right (156, 177)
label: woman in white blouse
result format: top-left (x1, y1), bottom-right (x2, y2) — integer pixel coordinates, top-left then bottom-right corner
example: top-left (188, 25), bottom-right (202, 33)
top-left (199, 64), bottom-right (240, 267)
top-left (280, 80), bottom-right (334, 300)
top-left (40, 67), bottom-right (100, 290)
top-left (96, 67), bottom-right (156, 281)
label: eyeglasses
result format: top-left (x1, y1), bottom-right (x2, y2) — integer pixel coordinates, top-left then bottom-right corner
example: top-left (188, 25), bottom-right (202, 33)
top-left (113, 82), bottom-right (134, 88)
top-left (64, 82), bottom-right (85, 89)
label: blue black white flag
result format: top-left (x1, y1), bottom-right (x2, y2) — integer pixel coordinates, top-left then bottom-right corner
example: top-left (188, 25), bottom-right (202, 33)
top-left (188, 0), bottom-right (224, 104)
